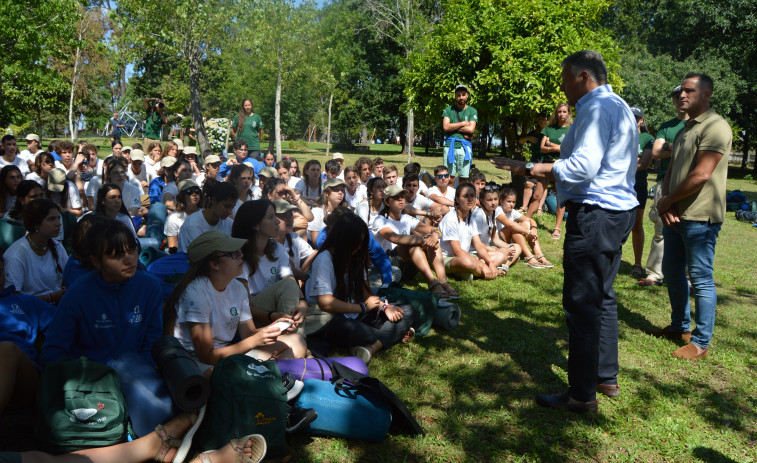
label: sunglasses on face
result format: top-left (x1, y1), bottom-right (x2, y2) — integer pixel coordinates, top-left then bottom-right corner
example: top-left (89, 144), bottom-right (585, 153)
top-left (186, 188), bottom-right (202, 195)
top-left (436, 173), bottom-right (450, 179)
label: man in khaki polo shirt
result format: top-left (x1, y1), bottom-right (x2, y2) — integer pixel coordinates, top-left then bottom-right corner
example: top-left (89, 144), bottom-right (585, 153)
top-left (647, 73), bottom-right (732, 360)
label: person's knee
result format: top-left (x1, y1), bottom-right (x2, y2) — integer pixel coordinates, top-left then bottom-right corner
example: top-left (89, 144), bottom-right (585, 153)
top-left (0, 341), bottom-right (25, 365)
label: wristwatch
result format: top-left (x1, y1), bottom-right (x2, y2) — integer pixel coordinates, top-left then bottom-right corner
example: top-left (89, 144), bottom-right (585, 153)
top-left (525, 162), bottom-right (535, 176)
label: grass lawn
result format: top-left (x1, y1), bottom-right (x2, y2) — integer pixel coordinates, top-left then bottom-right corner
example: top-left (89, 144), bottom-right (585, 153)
top-left (22, 137), bottom-right (757, 462)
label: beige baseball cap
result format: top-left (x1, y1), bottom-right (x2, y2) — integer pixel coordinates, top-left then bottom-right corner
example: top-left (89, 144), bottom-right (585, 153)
top-left (204, 154), bottom-right (221, 166)
top-left (129, 149), bottom-right (145, 161)
top-left (25, 134), bottom-right (40, 142)
top-left (272, 199), bottom-right (298, 214)
top-left (258, 166), bottom-right (278, 178)
top-left (47, 168), bottom-right (67, 193)
top-left (178, 179), bottom-right (200, 192)
top-left (173, 139), bottom-right (184, 150)
top-left (323, 177), bottom-right (345, 189)
top-left (331, 152), bottom-right (344, 160)
top-left (383, 184), bottom-right (409, 198)
top-left (187, 230), bottom-right (246, 263)
top-left (160, 156), bottom-right (177, 168)
top-left (183, 146), bottom-right (197, 155)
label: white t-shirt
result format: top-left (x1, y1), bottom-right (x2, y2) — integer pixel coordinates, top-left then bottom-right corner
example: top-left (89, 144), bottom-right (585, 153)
top-left (495, 206), bottom-right (521, 233)
top-left (345, 185), bottom-right (367, 210)
top-left (0, 156), bottom-right (30, 176)
top-left (128, 168), bottom-right (148, 194)
top-left (427, 185), bottom-right (455, 203)
top-left (355, 201), bottom-right (383, 228)
top-left (307, 207), bottom-right (327, 233)
top-left (49, 180), bottom-right (82, 211)
top-left (240, 243), bottom-right (293, 295)
top-left (409, 193), bottom-right (434, 211)
top-left (18, 149), bottom-right (40, 164)
top-left (115, 212), bottom-right (138, 238)
top-left (85, 177), bottom-right (138, 210)
top-left (164, 211), bottom-right (190, 237)
top-left (439, 209), bottom-right (478, 257)
top-left (173, 276), bottom-right (252, 352)
top-left (372, 214), bottom-right (420, 252)
top-left (287, 176), bottom-right (301, 191)
top-left (305, 250), bottom-right (358, 320)
top-left (282, 232), bottom-right (313, 269)
top-left (26, 172), bottom-right (45, 188)
top-left (177, 209), bottom-right (233, 253)
top-left (4, 237), bottom-right (68, 296)
top-left (471, 208), bottom-right (498, 246)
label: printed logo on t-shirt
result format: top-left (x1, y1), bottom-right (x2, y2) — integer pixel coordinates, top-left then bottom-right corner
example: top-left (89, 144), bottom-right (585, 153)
top-left (558, 134), bottom-right (565, 143)
top-left (230, 307), bottom-right (239, 317)
top-left (128, 306), bottom-right (142, 324)
top-left (9, 304), bottom-right (24, 315)
top-left (270, 266), bottom-right (277, 274)
top-left (95, 313), bottom-right (115, 329)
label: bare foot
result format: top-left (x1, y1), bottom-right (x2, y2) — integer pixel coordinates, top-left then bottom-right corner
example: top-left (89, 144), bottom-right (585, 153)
top-left (190, 435), bottom-right (266, 463)
top-left (153, 412), bottom-right (195, 462)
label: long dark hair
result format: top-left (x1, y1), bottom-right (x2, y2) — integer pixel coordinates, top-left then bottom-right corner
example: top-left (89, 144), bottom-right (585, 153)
top-left (262, 177), bottom-right (285, 200)
top-left (7, 180), bottom-right (42, 221)
top-left (232, 199), bottom-right (277, 275)
top-left (318, 212), bottom-right (370, 302)
top-left (454, 182), bottom-right (475, 225)
top-left (44, 169), bottom-right (71, 211)
top-left (22, 198), bottom-right (63, 275)
top-left (302, 159), bottom-right (322, 194)
top-left (0, 165), bottom-right (22, 214)
top-left (71, 214), bottom-right (107, 263)
top-left (95, 183), bottom-right (130, 217)
top-left (176, 185), bottom-right (203, 213)
top-left (229, 164), bottom-right (254, 201)
top-left (201, 178), bottom-right (239, 209)
top-left (236, 98), bottom-right (253, 135)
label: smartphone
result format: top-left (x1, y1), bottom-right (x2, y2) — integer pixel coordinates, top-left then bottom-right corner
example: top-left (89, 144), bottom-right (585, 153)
top-left (272, 320), bottom-right (292, 332)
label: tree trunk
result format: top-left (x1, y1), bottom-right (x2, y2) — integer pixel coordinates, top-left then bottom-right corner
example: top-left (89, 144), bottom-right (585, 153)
top-left (326, 91), bottom-right (333, 157)
top-left (68, 44), bottom-right (81, 143)
top-left (741, 128), bottom-right (749, 170)
top-left (188, 45), bottom-right (209, 153)
top-left (274, 57), bottom-right (283, 162)
top-left (424, 130), bottom-right (430, 154)
top-left (405, 106), bottom-right (414, 163)
top-left (478, 118), bottom-right (488, 158)
top-left (361, 123), bottom-right (368, 146)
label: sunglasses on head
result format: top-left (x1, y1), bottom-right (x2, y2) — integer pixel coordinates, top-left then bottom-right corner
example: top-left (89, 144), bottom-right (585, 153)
top-left (436, 173), bottom-right (450, 179)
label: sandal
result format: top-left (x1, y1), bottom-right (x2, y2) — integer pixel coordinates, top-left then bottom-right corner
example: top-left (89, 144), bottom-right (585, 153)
top-left (498, 264), bottom-right (509, 276)
top-left (197, 434), bottom-right (267, 463)
top-left (439, 280), bottom-right (459, 299)
top-left (551, 228), bottom-right (561, 239)
top-left (524, 256), bottom-right (544, 269)
top-left (154, 424), bottom-right (183, 462)
top-left (402, 327), bottom-right (416, 344)
top-left (535, 255), bottom-right (554, 268)
top-left (631, 265), bottom-right (645, 278)
top-left (638, 277), bottom-right (660, 287)
top-left (429, 281), bottom-right (450, 299)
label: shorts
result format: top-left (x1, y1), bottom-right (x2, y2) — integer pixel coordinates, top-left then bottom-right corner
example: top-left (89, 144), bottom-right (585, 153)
top-left (443, 144), bottom-right (471, 178)
top-left (634, 174), bottom-right (648, 210)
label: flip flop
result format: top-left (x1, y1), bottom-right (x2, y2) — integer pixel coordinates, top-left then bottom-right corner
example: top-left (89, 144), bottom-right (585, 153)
top-left (631, 265), bottom-right (645, 278)
top-left (429, 281), bottom-right (450, 299)
top-left (439, 280), bottom-right (459, 299)
top-left (551, 228), bottom-right (561, 239)
top-left (638, 277), bottom-right (660, 287)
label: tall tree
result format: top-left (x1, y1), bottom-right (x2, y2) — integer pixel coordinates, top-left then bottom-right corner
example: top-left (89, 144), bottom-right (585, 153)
top-left (363, 0), bottom-right (440, 158)
top-left (115, 0), bottom-right (236, 152)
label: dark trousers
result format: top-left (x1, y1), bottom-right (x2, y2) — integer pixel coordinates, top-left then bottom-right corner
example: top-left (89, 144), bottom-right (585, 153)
top-left (319, 305), bottom-right (415, 350)
top-left (562, 203), bottom-right (634, 402)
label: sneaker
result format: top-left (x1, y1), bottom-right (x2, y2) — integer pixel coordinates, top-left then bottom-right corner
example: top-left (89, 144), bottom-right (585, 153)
top-left (351, 346), bottom-right (373, 364)
top-left (286, 406), bottom-right (318, 433)
top-left (282, 373), bottom-right (304, 402)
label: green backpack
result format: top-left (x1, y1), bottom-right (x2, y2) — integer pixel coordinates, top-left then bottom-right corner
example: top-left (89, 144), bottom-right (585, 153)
top-left (194, 355), bottom-right (288, 457)
top-left (35, 357), bottom-right (130, 454)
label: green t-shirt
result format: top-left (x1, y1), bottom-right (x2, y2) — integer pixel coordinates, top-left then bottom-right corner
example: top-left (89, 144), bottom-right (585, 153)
top-left (442, 104), bottom-right (478, 148)
top-left (144, 110), bottom-right (163, 140)
top-left (540, 125), bottom-right (570, 160)
top-left (655, 116), bottom-right (686, 181)
top-left (232, 113), bottom-right (264, 151)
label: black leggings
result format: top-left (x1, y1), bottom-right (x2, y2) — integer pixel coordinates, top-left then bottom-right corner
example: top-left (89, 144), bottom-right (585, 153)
top-left (318, 306), bottom-right (415, 349)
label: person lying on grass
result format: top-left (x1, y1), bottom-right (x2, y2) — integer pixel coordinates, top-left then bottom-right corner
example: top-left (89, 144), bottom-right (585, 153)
top-left (438, 182), bottom-right (509, 279)
top-left (372, 184), bottom-right (458, 299)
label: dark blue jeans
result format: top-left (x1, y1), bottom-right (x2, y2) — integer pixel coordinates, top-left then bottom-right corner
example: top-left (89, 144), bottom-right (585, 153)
top-left (562, 203), bottom-right (635, 402)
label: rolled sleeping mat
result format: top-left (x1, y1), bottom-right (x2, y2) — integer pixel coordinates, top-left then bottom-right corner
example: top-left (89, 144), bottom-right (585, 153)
top-left (433, 301), bottom-right (460, 330)
top-left (276, 357), bottom-right (369, 382)
top-left (151, 335), bottom-right (211, 411)
top-left (139, 245), bottom-right (168, 267)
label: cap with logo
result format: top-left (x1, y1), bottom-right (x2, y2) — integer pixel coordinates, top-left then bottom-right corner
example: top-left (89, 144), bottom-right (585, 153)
top-left (187, 230), bottom-right (247, 264)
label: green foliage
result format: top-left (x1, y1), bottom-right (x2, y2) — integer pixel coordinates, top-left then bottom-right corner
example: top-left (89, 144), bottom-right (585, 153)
top-left (405, 0), bottom-right (618, 156)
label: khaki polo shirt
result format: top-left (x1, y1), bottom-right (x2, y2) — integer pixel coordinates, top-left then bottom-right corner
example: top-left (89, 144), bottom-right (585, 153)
top-left (668, 108), bottom-right (732, 223)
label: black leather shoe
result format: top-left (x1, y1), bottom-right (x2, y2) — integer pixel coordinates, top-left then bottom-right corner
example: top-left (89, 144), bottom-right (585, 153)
top-left (286, 406), bottom-right (318, 433)
top-left (536, 391), bottom-right (598, 413)
top-left (597, 383), bottom-right (620, 398)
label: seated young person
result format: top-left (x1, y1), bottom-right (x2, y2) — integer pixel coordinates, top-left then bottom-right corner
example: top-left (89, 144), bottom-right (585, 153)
top-left (228, 163), bottom-right (259, 218)
top-left (402, 173), bottom-right (442, 225)
top-left (232, 200), bottom-right (308, 331)
top-left (373, 184), bottom-right (458, 298)
top-left (41, 220), bottom-right (172, 437)
top-left (496, 186), bottom-right (553, 268)
top-left (354, 177), bottom-right (385, 229)
top-left (381, 165), bottom-right (399, 185)
top-left (177, 179), bottom-right (236, 253)
top-left (94, 183), bottom-right (138, 238)
top-left (305, 212), bottom-right (415, 364)
top-left (426, 165), bottom-right (455, 215)
top-left (165, 230), bottom-right (306, 373)
top-left (438, 183), bottom-right (508, 280)
top-left (307, 178), bottom-right (347, 245)
top-left (272, 199), bottom-right (315, 284)
top-left (262, 177), bottom-right (313, 233)
top-left (5, 180), bottom-right (44, 222)
top-left (471, 183), bottom-right (523, 273)
top-left (0, 254), bottom-right (55, 415)
top-left (62, 214), bottom-right (107, 288)
top-left (4, 199), bottom-right (67, 303)
top-left (164, 179), bottom-right (203, 253)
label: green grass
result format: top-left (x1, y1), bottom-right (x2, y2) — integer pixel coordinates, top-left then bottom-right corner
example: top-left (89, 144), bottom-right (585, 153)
top-left (34, 137), bottom-right (757, 462)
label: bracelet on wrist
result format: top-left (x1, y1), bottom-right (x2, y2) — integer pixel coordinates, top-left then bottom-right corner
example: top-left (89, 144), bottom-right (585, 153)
top-left (359, 301), bottom-right (367, 314)
top-left (433, 229), bottom-right (442, 238)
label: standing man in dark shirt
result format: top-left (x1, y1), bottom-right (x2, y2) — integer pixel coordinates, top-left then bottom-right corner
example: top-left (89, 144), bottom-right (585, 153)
top-left (143, 98), bottom-right (167, 147)
top-left (638, 86), bottom-right (688, 286)
top-left (442, 84), bottom-right (477, 184)
top-left (110, 111), bottom-right (126, 145)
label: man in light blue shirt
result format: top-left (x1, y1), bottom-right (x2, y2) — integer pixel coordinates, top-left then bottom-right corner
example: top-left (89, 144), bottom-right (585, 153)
top-left (492, 50), bottom-right (637, 413)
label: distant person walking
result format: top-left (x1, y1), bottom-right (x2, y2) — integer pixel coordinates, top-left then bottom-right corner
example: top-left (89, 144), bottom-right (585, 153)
top-left (110, 111), bottom-right (126, 145)
top-left (231, 99), bottom-right (264, 159)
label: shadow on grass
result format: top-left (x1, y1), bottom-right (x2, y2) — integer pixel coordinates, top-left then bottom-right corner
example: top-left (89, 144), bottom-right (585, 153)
top-left (692, 446), bottom-right (743, 463)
